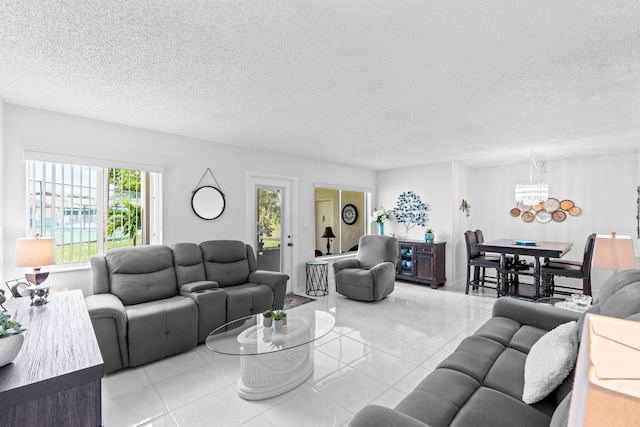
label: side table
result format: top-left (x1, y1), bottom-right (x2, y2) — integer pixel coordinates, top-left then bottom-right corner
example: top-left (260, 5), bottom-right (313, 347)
top-left (0, 290), bottom-right (103, 425)
top-left (306, 260), bottom-right (329, 296)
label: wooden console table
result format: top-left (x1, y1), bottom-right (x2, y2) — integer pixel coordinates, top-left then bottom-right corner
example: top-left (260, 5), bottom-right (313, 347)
top-left (0, 290), bottom-right (103, 426)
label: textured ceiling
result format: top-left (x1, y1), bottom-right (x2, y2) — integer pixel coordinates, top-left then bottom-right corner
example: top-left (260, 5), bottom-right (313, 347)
top-left (1, 1), bottom-right (639, 170)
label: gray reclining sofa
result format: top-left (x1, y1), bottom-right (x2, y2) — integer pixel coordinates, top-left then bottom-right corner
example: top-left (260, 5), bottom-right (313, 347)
top-left (350, 269), bottom-right (640, 427)
top-left (85, 240), bottom-right (288, 374)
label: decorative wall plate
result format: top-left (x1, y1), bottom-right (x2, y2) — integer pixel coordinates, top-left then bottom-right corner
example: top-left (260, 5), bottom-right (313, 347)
top-left (543, 198), bottom-right (560, 212)
top-left (521, 212), bottom-right (535, 223)
top-left (560, 199), bottom-right (574, 211)
top-left (568, 206), bottom-right (582, 216)
top-left (510, 208), bottom-right (521, 217)
top-left (535, 210), bottom-right (552, 223)
top-left (517, 201), bottom-right (532, 212)
top-left (552, 210), bottom-right (567, 222)
top-left (532, 203), bottom-right (543, 211)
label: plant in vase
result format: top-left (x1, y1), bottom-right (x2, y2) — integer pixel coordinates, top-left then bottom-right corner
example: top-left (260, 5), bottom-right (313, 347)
top-left (393, 191), bottom-right (428, 235)
top-left (372, 208), bottom-right (390, 235)
top-left (272, 310), bottom-right (287, 330)
top-left (0, 309), bottom-right (26, 368)
top-left (262, 310), bottom-right (274, 327)
top-left (424, 229), bottom-right (434, 243)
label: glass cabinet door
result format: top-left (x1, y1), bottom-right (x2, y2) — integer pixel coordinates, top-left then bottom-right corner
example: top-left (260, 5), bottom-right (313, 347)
top-left (398, 244), bottom-right (413, 276)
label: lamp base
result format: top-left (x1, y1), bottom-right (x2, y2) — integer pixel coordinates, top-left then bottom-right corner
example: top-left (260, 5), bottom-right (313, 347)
top-left (27, 284), bottom-right (53, 306)
top-left (25, 271), bottom-right (49, 286)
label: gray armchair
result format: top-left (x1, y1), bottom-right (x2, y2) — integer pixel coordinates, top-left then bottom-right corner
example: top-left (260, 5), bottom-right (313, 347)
top-left (333, 235), bottom-right (398, 301)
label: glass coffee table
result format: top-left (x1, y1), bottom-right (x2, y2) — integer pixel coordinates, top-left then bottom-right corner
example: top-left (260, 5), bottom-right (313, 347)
top-left (206, 310), bottom-right (335, 400)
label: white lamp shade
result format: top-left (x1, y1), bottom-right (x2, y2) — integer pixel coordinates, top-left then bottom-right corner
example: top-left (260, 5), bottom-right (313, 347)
top-left (569, 314), bottom-right (640, 426)
top-left (592, 234), bottom-right (636, 270)
top-left (15, 237), bottom-right (56, 268)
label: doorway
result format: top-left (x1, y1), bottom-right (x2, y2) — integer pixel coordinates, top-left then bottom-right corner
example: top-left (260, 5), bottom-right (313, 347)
top-left (247, 174), bottom-right (295, 290)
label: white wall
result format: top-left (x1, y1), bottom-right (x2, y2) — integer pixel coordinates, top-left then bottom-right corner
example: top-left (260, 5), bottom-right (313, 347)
top-left (2, 104), bottom-right (375, 295)
top-left (376, 162), bottom-right (456, 284)
top-left (377, 152), bottom-right (638, 296)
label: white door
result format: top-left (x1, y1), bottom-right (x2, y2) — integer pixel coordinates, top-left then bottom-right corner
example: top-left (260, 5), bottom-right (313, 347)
top-left (246, 174), bottom-right (295, 291)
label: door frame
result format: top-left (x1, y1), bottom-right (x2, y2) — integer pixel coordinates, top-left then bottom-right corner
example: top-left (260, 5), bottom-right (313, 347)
top-left (246, 173), bottom-right (297, 292)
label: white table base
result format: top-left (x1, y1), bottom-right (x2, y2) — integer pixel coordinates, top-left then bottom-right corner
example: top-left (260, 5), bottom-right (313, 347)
top-left (237, 343), bottom-right (314, 400)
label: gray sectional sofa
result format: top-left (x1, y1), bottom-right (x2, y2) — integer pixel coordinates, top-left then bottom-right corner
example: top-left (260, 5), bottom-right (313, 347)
top-left (350, 269), bottom-right (640, 427)
top-left (85, 240), bottom-right (288, 374)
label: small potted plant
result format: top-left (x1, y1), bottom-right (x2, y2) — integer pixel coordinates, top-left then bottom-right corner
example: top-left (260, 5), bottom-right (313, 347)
top-left (424, 229), bottom-right (434, 243)
top-left (262, 310), bottom-right (274, 327)
top-left (272, 310), bottom-right (287, 330)
top-left (0, 309), bottom-right (26, 368)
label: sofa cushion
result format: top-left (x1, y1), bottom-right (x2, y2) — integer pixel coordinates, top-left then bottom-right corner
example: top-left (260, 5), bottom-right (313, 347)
top-left (523, 321), bottom-right (579, 404)
top-left (125, 295), bottom-right (198, 366)
top-left (356, 235), bottom-right (397, 270)
top-left (451, 387), bottom-right (552, 427)
top-left (437, 335), bottom-right (505, 383)
top-left (395, 369), bottom-right (480, 427)
top-left (225, 284), bottom-right (274, 322)
top-left (107, 245), bottom-right (178, 305)
top-left (201, 240), bottom-right (251, 286)
top-left (173, 242), bottom-right (206, 286)
top-left (472, 316), bottom-right (521, 347)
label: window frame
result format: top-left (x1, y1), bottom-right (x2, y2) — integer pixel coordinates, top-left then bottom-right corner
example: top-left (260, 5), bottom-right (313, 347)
top-left (24, 152), bottom-right (164, 268)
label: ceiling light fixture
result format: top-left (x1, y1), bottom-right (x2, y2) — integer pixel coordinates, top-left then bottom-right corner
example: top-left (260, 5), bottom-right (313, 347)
top-left (515, 152), bottom-right (548, 205)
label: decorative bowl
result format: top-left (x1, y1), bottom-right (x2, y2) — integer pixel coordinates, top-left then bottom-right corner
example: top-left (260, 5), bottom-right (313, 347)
top-left (571, 294), bottom-right (592, 308)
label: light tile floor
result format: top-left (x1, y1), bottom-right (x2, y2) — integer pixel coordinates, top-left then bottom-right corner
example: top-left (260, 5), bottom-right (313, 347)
top-left (102, 281), bottom-right (498, 427)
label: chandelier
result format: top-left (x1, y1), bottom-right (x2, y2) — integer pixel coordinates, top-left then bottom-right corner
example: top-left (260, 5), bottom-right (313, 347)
top-left (515, 153), bottom-right (548, 205)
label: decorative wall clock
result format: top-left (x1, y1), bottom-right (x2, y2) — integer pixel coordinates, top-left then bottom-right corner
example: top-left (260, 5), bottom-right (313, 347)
top-left (341, 204), bottom-right (358, 225)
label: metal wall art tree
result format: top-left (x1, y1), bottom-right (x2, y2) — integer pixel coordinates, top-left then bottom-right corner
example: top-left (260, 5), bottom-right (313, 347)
top-left (393, 191), bottom-right (428, 233)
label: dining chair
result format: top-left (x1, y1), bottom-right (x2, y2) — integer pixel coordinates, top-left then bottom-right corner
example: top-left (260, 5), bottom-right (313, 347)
top-left (540, 233), bottom-right (596, 297)
top-left (465, 230), bottom-right (500, 294)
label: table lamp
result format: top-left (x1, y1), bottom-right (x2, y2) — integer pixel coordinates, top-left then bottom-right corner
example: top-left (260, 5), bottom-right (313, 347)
top-left (569, 313), bottom-right (640, 426)
top-left (322, 226), bottom-right (336, 255)
top-left (592, 233), bottom-right (636, 271)
top-left (15, 235), bottom-right (56, 285)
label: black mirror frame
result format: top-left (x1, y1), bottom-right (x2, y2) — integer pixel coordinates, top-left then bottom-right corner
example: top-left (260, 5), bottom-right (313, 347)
top-left (191, 185), bottom-right (226, 220)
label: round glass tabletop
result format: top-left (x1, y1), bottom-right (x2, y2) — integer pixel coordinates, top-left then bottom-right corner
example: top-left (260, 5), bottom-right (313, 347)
top-left (206, 310), bottom-right (335, 356)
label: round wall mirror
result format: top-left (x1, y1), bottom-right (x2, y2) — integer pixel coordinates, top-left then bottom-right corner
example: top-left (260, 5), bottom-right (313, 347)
top-left (191, 186), bottom-right (226, 220)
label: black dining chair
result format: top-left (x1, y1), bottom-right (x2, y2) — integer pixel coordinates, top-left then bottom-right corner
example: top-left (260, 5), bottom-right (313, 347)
top-left (465, 230), bottom-right (501, 294)
top-left (540, 233), bottom-right (596, 297)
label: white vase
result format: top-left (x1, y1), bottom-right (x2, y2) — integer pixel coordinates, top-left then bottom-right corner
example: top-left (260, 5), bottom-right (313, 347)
top-left (0, 334), bottom-right (25, 367)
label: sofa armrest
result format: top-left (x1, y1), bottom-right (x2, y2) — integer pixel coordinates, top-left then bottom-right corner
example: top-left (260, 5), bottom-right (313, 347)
top-left (85, 293), bottom-right (128, 373)
top-left (180, 281), bottom-right (219, 293)
top-left (492, 297), bottom-right (581, 331)
top-left (333, 258), bottom-right (361, 274)
top-left (180, 288), bottom-right (227, 343)
top-left (370, 262), bottom-right (395, 278)
top-left (350, 405), bottom-right (432, 427)
top-left (86, 293), bottom-right (126, 330)
top-left (249, 270), bottom-right (289, 309)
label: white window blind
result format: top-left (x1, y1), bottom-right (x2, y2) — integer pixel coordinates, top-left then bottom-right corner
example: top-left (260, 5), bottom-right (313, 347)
top-left (25, 157), bottom-right (163, 266)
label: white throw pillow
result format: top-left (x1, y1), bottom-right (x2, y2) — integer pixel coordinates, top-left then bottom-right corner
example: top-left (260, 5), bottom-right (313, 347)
top-left (522, 321), bottom-right (579, 404)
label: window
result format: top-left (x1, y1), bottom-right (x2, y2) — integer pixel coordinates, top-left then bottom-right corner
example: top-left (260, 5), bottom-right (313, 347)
top-left (25, 157), bottom-right (163, 266)
top-left (314, 186), bottom-right (370, 256)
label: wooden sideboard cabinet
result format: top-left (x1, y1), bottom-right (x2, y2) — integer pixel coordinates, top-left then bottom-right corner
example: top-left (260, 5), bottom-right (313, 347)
top-left (0, 290), bottom-right (104, 426)
top-left (396, 240), bottom-right (446, 289)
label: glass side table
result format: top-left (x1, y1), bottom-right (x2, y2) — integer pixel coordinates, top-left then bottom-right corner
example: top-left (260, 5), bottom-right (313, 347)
top-left (536, 296), bottom-right (590, 313)
top-left (305, 260), bottom-right (329, 296)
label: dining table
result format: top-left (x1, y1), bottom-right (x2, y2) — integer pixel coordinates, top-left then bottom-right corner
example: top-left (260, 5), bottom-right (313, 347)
top-left (476, 239), bottom-right (573, 300)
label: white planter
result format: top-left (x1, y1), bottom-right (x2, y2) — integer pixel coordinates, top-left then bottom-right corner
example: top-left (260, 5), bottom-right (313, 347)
top-left (0, 334), bottom-right (25, 367)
